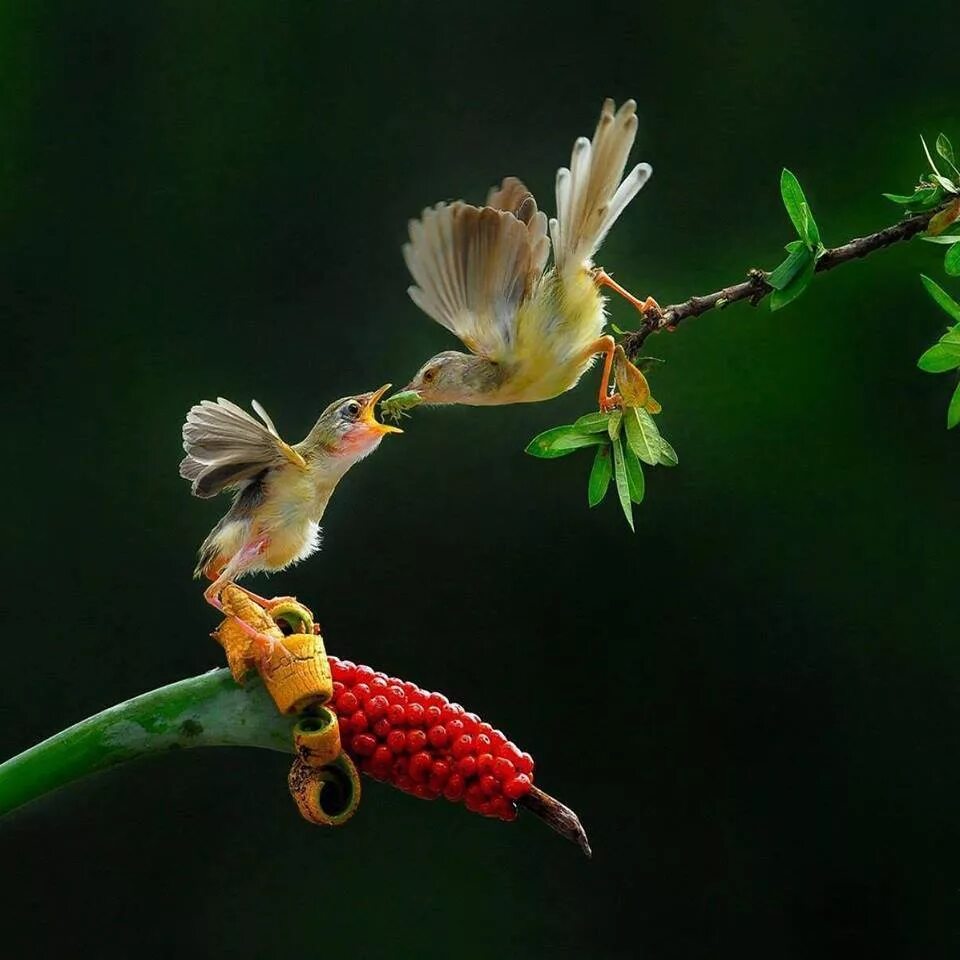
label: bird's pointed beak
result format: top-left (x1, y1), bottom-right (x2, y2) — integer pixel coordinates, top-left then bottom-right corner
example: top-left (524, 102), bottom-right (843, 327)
top-left (361, 383), bottom-right (403, 435)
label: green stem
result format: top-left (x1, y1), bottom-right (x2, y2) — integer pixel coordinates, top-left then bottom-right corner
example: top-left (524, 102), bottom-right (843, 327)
top-left (0, 667), bottom-right (591, 854)
top-left (0, 668), bottom-right (295, 817)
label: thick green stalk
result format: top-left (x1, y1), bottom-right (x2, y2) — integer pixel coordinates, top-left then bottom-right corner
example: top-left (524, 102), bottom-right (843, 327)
top-left (0, 668), bottom-right (295, 817)
top-left (0, 667), bottom-right (590, 853)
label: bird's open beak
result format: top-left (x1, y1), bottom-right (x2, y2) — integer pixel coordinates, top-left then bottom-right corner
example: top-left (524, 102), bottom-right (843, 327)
top-left (361, 383), bottom-right (403, 435)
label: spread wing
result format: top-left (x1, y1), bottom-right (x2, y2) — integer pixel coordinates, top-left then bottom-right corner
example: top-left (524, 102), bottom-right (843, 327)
top-left (403, 177), bottom-right (550, 362)
top-left (179, 397), bottom-right (306, 499)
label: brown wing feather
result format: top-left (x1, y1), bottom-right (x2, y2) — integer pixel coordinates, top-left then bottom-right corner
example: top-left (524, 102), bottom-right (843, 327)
top-left (403, 181), bottom-right (550, 361)
top-left (179, 397), bottom-right (304, 499)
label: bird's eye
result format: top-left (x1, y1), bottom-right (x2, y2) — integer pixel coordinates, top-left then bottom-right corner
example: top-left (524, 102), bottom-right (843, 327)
top-left (345, 401), bottom-right (361, 418)
top-left (423, 368), bottom-right (437, 383)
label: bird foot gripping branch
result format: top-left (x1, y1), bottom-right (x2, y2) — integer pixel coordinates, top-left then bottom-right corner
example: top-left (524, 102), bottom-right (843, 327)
top-left (214, 585), bottom-right (591, 853)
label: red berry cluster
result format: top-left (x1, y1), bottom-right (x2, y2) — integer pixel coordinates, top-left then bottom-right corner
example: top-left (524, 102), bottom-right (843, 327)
top-left (328, 656), bottom-right (534, 821)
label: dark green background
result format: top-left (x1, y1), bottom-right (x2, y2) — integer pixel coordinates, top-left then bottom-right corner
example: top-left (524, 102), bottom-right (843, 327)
top-left (2, 1), bottom-right (958, 956)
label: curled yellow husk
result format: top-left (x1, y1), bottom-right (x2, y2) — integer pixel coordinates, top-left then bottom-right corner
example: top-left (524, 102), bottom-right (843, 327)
top-left (214, 585), bottom-right (333, 715)
top-left (288, 754), bottom-right (361, 827)
top-left (293, 709), bottom-right (341, 768)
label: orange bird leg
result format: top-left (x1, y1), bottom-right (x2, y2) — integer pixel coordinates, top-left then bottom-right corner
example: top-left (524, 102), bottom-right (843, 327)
top-left (583, 335), bottom-right (621, 412)
top-left (593, 269), bottom-right (661, 315)
top-left (203, 538), bottom-right (294, 672)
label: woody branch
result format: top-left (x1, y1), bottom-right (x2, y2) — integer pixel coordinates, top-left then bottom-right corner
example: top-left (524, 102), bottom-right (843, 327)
top-left (623, 202), bottom-right (955, 355)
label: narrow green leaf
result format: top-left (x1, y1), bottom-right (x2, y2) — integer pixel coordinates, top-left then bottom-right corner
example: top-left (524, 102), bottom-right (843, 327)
top-left (622, 443), bottom-right (646, 504)
top-left (921, 234), bottom-right (960, 245)
top-left (922, 134), bottom-right (942, 177)
top-left (801, 202), bottom-right (821, 249)
top-left (609, 322), bottom-right (628, 335)
top-left (525, 425), bottom-right (605, 458)
top-left (948, 380), bottom-right (960, 429)
top-left (907, 186), bottom-right (945, 210)
top-left (573, 411), bottom-right (612, 434)
top-left (768, 245), bottom-right (813, 290)
top-left (587, 443), bottom-right (613, 506)
top-left (770, 256), bottom-right (816, 311)
top-left (883, 191), bottom-right (920, 205)
top-left (657, 437), bottom-right (679, 466)
top-left (780, 168), bottom-right (809, 240)
top-left (624, 407), bottom-right (660, 465)
top-left (917, 341), bottom-right (960, 373)
top-left (931, 173), bottom-right (958, 194)
top-left (946, 243), bottom-right (960, 277)
top-left (607, 409), bottom-right (623, 441)
top-left (611, 436), bottom-right (634, 531)
top-left (921, 275), bottom-right (960, 322)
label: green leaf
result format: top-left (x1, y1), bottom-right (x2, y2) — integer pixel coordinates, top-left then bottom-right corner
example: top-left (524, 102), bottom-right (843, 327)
top-left (624, 407), bottom-right (660, 465)
top-left (587, 443), bottom-right (613, 506)
top-left (611, 436), bottom-right (634, 531)
top-left (949, 380), bottom-right (960, 429)
top-left (607, 410), bottom-right (623, 441)
top-left (622, 443), bottom-right (646, 504)
top-left (921, 234), bottom-right (960, 244)
top-left (609, 322), bottom-right (628, 335)
top-left (657, 437), bottom-right (679, 466)
top-left (525, 425), bottom-right (605, 458)
top-left (573, 411), bottom-right (613, 434)
top-left (917, 340), bottom-right (960, 373)
top-left (780, 169), bottom-right (809, 239)
top-left (801, 202), bottom-right (822, 249)
top-left (907, 186), bottom-right (946, 210)
top-left (921, 275), bottom-right (960, 322)
top-left (946, 243), bottom-right (960, 277)
top-left (883, 191), bottom-right (921, 205)
top-left (770, 255), bottom-right (816, 311)
top-left (768, 244), bottom-right (813, 291)
top-left (922, 134), bottom-right (942, 177)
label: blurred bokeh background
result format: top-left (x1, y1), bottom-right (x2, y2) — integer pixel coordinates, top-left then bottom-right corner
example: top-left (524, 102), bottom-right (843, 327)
top-left (2, 0), bottom-right (958, 956)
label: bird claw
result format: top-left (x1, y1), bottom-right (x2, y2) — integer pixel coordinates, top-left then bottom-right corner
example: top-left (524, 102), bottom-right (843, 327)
top-left (599, 393), bottom-right (623, 413)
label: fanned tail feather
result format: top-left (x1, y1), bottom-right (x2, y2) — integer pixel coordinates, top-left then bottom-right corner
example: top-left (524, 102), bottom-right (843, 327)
top-left (549, 99), bottom-right (652, 276)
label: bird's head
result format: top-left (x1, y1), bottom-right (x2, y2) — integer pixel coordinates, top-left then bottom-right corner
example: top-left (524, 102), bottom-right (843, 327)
top-left (402, 351), bottom-right (504, 405)
top-left (307, 384), bottom-right (402, 461)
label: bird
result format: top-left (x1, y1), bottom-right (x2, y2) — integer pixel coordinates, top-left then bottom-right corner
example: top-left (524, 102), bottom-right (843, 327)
top-left (396, 98), bottom-right (656, 414)
top-left (179, 385), bottom-right (400, 659)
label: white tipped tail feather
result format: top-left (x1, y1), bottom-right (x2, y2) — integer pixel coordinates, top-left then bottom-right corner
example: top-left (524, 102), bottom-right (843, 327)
top-left (549, 98), bottom-right (652, 276)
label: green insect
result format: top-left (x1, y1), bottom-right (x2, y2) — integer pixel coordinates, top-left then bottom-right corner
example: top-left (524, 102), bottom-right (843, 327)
top-left (380, 390), bottom-right (423, 423)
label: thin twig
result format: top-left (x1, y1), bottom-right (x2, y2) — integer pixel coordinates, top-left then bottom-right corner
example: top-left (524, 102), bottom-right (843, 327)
top-left (622, 204), bottom-right (950, 355)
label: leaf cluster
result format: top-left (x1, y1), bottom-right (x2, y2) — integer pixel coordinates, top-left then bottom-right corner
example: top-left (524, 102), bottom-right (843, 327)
top-left (526, 405), bottom-right (677, 530)
top-left (883, 134), bottom-right (960, 228)
top-left (916, 275), bottom-right (960, 429)
top-left (767, 169), bottom-right (826, 310)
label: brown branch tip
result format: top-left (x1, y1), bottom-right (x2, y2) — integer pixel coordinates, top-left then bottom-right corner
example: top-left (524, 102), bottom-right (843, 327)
top-left (621, 203), bottom-right (950, 357)
top-left (520, 785), bottom-right (592, 857)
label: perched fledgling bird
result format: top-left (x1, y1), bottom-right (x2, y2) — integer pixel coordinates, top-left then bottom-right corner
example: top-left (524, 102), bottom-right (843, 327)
top-left (180, 386), bottom-right (400, 656)
top-left (397, 98), bottom-right (656, 413)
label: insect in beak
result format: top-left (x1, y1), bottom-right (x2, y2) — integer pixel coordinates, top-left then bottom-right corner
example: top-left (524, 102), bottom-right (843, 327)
top-left (361, 383), bottom-right (404, 435)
